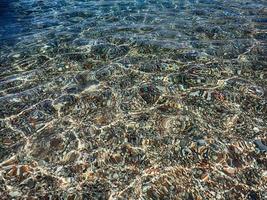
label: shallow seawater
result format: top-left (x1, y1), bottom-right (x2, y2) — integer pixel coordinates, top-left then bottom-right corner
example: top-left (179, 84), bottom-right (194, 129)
top-left (0, 0), bottom-right (266, 199)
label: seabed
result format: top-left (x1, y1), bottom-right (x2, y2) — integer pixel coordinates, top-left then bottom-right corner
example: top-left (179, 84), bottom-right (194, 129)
top-left (0, 0), bottom-right (266, 199)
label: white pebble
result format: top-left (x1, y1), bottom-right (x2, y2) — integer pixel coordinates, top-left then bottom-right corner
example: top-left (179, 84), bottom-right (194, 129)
top-left (253, 127), bottom-right (260, 133)
top-left (9, 191), bottom-right (22, 197)
top-left (13, 54), bottom-right (21, 58)
top-left (113, 173), bottom-right (119, 179)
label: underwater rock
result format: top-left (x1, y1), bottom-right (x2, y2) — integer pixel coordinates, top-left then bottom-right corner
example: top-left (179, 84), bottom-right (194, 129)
top-left (139, 84), bottom-right (160, 104)
top-left (65, 73), bottom-right (100, 93)
top-left (192, 9), bottom-right (207, 16)
top-left (139, 62), bottom-right (162, 73)
top-left (254, 140), bottom-right (267, 152)
top-left (37, 100), bottom-right (57, 115)
top-left (254, 32), bottom-right (267, 40)
top-left (54, 94), bottom-right (77, 107)
top-left (95, 66), bottom-right (113, 81)
top-left (90, 44), bottom-right (129, 60)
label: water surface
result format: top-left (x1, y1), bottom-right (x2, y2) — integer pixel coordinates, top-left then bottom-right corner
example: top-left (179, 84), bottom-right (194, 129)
top-left (0, 0), bottom-right (266, 199)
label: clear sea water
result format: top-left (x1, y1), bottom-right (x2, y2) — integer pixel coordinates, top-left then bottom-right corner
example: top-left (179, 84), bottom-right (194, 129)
top-left (0, 0), bottom-right (266, 199)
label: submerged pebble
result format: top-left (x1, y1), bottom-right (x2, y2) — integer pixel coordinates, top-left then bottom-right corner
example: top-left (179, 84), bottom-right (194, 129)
top-left (139, 84), bottom-right (160, 104)
top-left (254, 140), bottom-right (267, 152)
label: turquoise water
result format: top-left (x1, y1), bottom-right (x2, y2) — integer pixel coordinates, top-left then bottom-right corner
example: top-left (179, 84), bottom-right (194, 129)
top-left (0, 0), bottom-right (266, 199)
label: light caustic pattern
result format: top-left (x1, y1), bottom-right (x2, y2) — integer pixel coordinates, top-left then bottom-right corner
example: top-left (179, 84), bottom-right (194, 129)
top-left (0, 0), bottom-right (266, 199)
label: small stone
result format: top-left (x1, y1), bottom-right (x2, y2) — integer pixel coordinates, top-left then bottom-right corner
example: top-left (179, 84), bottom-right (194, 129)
top-left (63, 151), bottom-right (80, 163)
top-left (254, 140), bottom-right (267, 152)
top-left (12, 54), bottom-right (21, 58)
top-left (212, 155), bottom-right (218, 161)
top-left (9, 191), bottom-right (22, 197)
top-left (178, 84), bottom-right (186, 91)
top-left (223, 166), bottom-right (236, 175)
top-left (207, 91), bottom-right (212, 101)
top-left (253, 127), bottom-right (260, 133)
top-left (139, 84), bottom-right (160, 104)
top-left (113, 173), bottom-right (119, 179)
top-left (189, 91), bottom-right (200, 97)
top-left (20, 177), bottom-right (36, 189)
top-left (262, 171), bottom-right (267, 180)
top-left (55, 166), bottom-right (63, 174)
top-left (197, 139), bottom-right (206, 146)
top-left (216, 194), bottom-right (222, 199)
